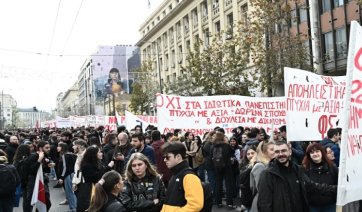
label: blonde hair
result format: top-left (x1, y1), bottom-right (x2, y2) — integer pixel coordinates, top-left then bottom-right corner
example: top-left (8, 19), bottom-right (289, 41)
top-left (169, 136), bottom-right (181, 142)
top-left (250, 141), bottom-right (275, 167)
top-left (125, 153), bottom-right (160, 186)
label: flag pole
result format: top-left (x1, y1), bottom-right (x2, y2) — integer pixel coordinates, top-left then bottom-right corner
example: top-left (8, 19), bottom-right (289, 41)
top-left (33, 202), bottom-right (37, 212)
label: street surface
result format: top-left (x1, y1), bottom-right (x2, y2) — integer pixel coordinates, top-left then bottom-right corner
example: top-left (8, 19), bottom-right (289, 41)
top-left (14, 180), bottom-right (241, 212)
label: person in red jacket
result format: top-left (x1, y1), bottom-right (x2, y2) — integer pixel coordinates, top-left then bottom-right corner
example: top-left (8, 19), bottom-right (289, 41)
top-left (151, 130), bottom-right (172, 188)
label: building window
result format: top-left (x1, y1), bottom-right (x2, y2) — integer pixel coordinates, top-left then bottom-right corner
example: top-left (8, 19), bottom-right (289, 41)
top-left (172, 50), bottom-right (175, 64)
top-left (160, 58), bottom-right (163, 70)
top-left (173, 73), bottom-right (177, 81)
top-left (169, 4), bottom-right (173, 11)
top-left (179, 46), bottom-right (183, 60)
top-left (336, 27), bottom-right (347, 58)
top-left (194, 9), bottom-right (198, 24)
top-left (166, 54), bottom-right (169, 68)
top-left (241, 4), bottom-right (248, 25)
top-left (227, 13), bottom-right (233, 33)
top-left (322, 0), bottom-right (331, 13)
top-left (7, 109), bottom-right (10, 112)
top-left (203, 2), bottom-right (208, 16)
top-left (333, 0), bottom-right (344, 8)
top-left (215, 21), bottom-right (221, 40)
top-left (324, 32), bottom-right (333, 61)
top-left (299, 5), bottom-right (307, 23)
top-left (205, 28), bottom-right (210, 46)
top-left (167, 75), bottom-right (170, 82)
top-left (290, 10), bottom-right (297, 27)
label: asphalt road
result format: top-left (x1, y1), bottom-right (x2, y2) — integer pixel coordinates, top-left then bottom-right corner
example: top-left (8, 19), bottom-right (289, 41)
top-left (14, 180), bottom-right (241, 212)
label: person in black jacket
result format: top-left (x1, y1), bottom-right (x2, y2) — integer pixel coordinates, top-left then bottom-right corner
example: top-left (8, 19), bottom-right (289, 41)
top-left (87, 170), bottom-right (127, 212)
top-left (13, 144), bottom-right (32, 212)
top-left (103, 135), bottom-right (118, 165)
top-left (210, 131), bottom-right (236, 210)
top-left (257, 142), bottom-right (337, 212)
top-left (202, 130), bottom-right (216, 203)
top-left (302, 143), bottom-right (338, 212)
top-left (5, 136), bottom-right (19, 164)
top-left (80, 145), bottom-right (114, 211)
top-left (121, 152), bottom-right (166, 212)
top-left (0, 150), bottom-right (21, 212)
top-left (26, 141), bottom-right (53, 211)
top-left (60, 131), bottom-right (74, 153)
top-left (57, 142), bottom-right (77, 212)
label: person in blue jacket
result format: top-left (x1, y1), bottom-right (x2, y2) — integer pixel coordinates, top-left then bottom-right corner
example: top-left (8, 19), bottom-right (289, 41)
top-left (124, 133), bottom-right (156, 166)
top-left (319, 128), bottom-right (340, 167)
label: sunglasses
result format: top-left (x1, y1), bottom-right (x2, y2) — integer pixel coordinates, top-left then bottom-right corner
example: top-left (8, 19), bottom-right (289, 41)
top-left (163, 155), bottom-right (172, 160)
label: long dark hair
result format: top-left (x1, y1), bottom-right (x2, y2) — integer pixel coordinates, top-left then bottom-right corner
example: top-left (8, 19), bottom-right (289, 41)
top-left (214, 131), bottom-right (225, 145)
top-left (87, 170), bottom-right (122, 212)
top-left (80, 146), bottom-right (101, 171)
top-left (58, 142), bottom-right (69, 161)
top-left (13, 144), bottom-right (31, 162)
top-left (302, 143), bottom-right (335, 170)
top-left (239, 145), bottom-right (257, 170)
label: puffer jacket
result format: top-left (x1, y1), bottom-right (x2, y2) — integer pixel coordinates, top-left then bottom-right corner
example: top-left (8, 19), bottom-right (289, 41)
top-left (305, 161), bottom-right (338, 207)
top-left (121, 174), bottom-right (165, 212)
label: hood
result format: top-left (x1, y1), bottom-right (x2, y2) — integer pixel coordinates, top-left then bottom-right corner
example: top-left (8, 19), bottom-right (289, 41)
top-left (0, 156), bottom-right (8, 163)
top-left (319, 138), bottom-right (334, 146)
top-left (245, 138), bottom-right (260, 146)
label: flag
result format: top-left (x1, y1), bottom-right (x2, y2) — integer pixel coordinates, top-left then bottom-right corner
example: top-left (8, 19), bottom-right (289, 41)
top-left (148, 0), bottom-right (150, 9)
top-left (125, 110), bottom-right (150, 130)
top-left (31, 166), bottom-right (47, 212)
top-left (115, 109), bottom-right (122, 127)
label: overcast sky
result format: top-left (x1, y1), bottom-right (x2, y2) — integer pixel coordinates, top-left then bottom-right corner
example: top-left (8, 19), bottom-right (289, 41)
top-left (0, 0), bottom-right (163, 112)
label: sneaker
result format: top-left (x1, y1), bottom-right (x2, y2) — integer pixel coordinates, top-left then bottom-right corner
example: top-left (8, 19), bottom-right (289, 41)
top-left (227, 205), bottom-right (237, 210)
top-left (59, 200), bottom-right (68, 205)
top-left (50, 177), bottom-right (57, 181)
top-left (53, 183), bottom-right (62, 188)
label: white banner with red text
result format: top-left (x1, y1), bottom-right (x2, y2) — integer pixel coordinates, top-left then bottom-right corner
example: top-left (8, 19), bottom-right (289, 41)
top-left (156, 94), bottom-right (286, 136)
top-left (284, 68), bottom-right (346, 141)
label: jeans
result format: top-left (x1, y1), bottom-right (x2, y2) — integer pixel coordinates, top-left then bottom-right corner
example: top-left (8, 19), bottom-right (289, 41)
top-left (50, 167), bottom-right (56, 179)
top-left (64, 173), bottom-right (77, 211)
top-left (198, 164), bottom-right (205, 182)
top-left (309, 204), bottom-right (336, 212)
top-left (206, 169), bottom-right (216, 202)
top-left (0, 203), bottom-right (13, 212)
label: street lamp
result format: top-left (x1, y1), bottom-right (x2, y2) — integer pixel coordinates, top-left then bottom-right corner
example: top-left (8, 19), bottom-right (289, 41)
top-left (140, 40), bottom-right (163, 94)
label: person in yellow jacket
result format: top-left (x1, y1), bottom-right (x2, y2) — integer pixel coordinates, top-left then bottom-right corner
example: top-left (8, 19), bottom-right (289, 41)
top-left (160, 141), bottom-right (204, 212)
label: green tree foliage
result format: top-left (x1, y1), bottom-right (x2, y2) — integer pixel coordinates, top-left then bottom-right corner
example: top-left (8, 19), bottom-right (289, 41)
top-left (163, 74), bottom-right (204, 96)
top-left (129, 60), bottom-right (159, 114)
top-left (183, 0), bottom-right (313, 97)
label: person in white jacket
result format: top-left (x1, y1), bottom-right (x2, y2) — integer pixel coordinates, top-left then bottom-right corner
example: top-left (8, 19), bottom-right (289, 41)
top-left (72, 140), bottom-right (88, 191)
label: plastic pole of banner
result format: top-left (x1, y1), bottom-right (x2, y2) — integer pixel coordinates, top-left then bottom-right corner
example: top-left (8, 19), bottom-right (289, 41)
top-left (336, 206), bottom-right (342, 212)
top-left (336, 21), bottom-right (358, 206)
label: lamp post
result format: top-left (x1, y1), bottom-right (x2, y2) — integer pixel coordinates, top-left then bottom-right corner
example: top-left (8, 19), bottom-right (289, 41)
top-left (140, 40), bottom-right (163, 94)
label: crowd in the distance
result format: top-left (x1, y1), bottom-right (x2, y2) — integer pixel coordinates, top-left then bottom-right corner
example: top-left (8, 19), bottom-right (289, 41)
top-left (0, 124), bottom-right (360, 212)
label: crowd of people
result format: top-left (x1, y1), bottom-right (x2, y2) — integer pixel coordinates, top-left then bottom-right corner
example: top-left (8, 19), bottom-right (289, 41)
top-left (0, 124), bottom-right (360, 212)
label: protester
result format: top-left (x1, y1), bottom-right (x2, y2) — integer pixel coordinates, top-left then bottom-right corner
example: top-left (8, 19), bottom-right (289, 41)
top-left (72, 139), bottom-right (88, 192)
top-left (258, 142), bottom-right (337, 212)
top-left (5, 136), bottom-right (19, 164)
top-left (57, 142), bottom-right (77, 211)
top-left (124, 133), bottom-right (156, 165)
top-left (210, 131), bottom-right (236, 209)
top-left (202, 130), bottom-right (217, 202)
top-left (323, 146), bottom-right (335, 164)
top-left (80, 145), bottom-right (114, 211)
top-left (86, 170), bottom-right (127, 212)
top-left (302, 143), bottom-right (338, 212)
top-left (26, 141), bottom-right (53, 211)
top-left (250, 141), bottom-right (275, 212)
top-left (121, 153), bottom-right (166, 211)
top-left (13, 144), bottom-right (32, 212)
top-left (319, 128), bottom-right (340, 167)
top-left (113, 133), bottom-right (131, 177)
top-left (229, 136), bottom-right (241, 197)
top-left (182, 132), bottom-right (199, 172)
top-left (0, 149), bottom-right (20, 212)
top-left (160, 141), bottom-right (204, 211)
top-left (151, 130), bottom-right (172, 188)
top-left (278, 125), bottom-right (305, 165)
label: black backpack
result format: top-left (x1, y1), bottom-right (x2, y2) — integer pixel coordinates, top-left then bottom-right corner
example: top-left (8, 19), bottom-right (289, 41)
top-left (239, 167), bottom-right (254, 208)
top-left (212, 146), bottom-right (226, 170)
top-left (180, 168), bottom-right (213, 212)
top-left (0, 164), bottom-right (17, 197)
top-left (15, 157), bottom-right (29, 185)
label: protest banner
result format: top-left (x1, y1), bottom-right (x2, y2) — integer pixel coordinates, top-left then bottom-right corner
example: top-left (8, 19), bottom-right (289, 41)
top-left (105, 116), bottom-right (117, 131)
top-left (337, 21), bottom-right (362, 206)
top-left (284, 68), bottom-right (346, 141)
top-left (125, 110), bottom-right (156, 130)
top-left (55, 116), bottom-right (70, 128)
top-left (157, 94), bottom-right (286, 136)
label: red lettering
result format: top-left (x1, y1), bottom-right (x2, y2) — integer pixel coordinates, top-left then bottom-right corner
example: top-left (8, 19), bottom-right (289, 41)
top-left (156, 94), bottom-right (164, 107)
top-left (351, 80), bottom-right (362, 104)
top-left (318, 115), bottom-right (328, 138)
top-left (355, 47), bottom-right (362, 71)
